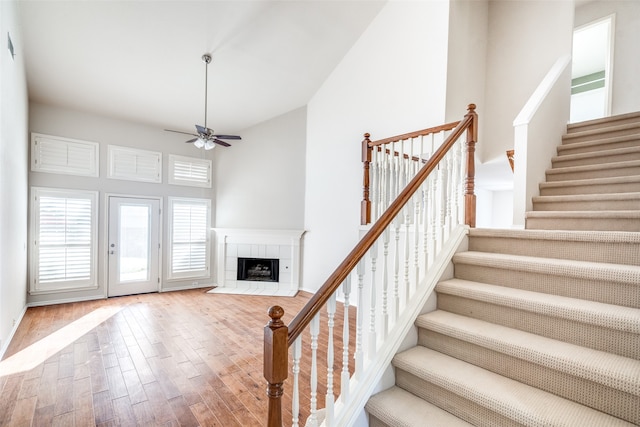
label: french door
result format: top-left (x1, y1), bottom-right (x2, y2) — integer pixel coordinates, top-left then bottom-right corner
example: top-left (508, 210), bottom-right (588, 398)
top-left (108, 196), bottom-right (160, 297)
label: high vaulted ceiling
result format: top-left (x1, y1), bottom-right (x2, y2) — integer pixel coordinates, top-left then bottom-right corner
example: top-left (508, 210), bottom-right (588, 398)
top-left (18, 0), bottom-right (386, 134)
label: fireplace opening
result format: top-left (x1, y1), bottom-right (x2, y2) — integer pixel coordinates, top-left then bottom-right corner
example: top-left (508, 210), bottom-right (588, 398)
top-left (237, 257), bottom-right (279, 282)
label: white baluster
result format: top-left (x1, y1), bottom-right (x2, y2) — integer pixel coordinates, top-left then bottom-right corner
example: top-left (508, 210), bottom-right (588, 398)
top-left (326, 294), bottom-right (336, 426)
top-left (404, 200), bottom-right (412, 307)
top-left (308, 314), bottom-right (320, 427)
top-left (438, 161), bottom-right (446, 251)
top-left (423, 175), bottom-right (432, 269)
top-left (413, 187), bottom-right (422, 293)
top-left (381, 228), bottom-right (390, 333)
top-left (368, 241), bottom-right (378, 356)
top-left (292, 337), bottom-right (302, 427)
top-left (341, 275), bottom-right (351, 401)
top-left (393, 216), bottom-right (401, 319)
top-left (355, 259), bottom-right (365, 380)
top-left (431, 170), bottom-right (440, 257)
top-left (370, 146), bottom-right (377, 222)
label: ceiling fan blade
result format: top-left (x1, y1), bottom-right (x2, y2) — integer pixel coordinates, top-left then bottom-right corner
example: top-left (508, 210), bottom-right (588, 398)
top-left (213, 134), bottom-right (242, 140)
top-left (213, 138), bottom-right (231, 147)
top-left (165, 129), bottom-right (198, 137)
top-left (186, 138), bottom-right (198, 143)
top-left (195, 124), bottom-right (208, 135)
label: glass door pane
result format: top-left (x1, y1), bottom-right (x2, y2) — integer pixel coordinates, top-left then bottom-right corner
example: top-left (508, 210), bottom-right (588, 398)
top-left (119, 205), bottom-right (150, 282)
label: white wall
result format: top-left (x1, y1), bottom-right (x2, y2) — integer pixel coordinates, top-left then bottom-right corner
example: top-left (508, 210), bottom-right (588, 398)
top-left (575, 1), bottom-right (640, 116)
top-left (0, 0), bottom-right (29, 356)
top-left (482, 0), bottom-right (574, 164)
top-left (303, 0), bottom-right (450, 292)
top-left (214, 106), bottom-right (306, 230)
top-left (445, 0), bottom-right (489, 124)
top-left (28, 103), bottom-right (217, 305)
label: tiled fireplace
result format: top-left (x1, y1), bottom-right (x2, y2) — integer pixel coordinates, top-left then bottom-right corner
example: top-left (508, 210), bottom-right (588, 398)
top-left (210, 229), bottom-right (305, 296)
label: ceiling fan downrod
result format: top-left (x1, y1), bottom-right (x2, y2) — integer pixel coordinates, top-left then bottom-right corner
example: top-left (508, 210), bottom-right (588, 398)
top-left (202, 53), bottom-right (211, 131)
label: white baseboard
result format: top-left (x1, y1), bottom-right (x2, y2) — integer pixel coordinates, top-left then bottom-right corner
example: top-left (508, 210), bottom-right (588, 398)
top-left (0, 305), bottom-right (28, 360)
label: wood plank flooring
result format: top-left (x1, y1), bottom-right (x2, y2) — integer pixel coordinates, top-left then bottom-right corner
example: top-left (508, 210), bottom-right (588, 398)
top-left (0, 289), bottom-right (356, 426)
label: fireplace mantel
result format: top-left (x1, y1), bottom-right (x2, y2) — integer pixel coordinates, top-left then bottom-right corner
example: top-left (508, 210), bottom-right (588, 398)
top-left (210, 228), bottom-right (305, 296)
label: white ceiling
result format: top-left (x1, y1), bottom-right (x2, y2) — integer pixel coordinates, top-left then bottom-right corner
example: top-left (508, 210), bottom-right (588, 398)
top-left (18, 0), bottom-right (386, 135)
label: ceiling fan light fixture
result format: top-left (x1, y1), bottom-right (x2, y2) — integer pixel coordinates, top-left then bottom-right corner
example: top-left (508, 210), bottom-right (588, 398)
top-left (194, 138), bottom-right (205, 149)
top-left (204, 140), bottom-right (215, 150)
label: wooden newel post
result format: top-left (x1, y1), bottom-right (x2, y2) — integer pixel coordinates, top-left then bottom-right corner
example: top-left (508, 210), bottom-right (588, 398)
top-left (464, 104), bottom-right (478, 228)
top-left (361, 133), bottom-right (372, 225)
top-left (264, 306), bottom-right (288, 427)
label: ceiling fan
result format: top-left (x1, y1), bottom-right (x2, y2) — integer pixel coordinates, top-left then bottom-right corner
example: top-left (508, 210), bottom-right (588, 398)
top-left (165, 54), bottom-right (241, 149)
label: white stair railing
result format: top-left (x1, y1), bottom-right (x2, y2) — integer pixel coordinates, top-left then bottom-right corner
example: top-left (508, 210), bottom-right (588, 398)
top-left (264, 104), bottom-right (478, 427)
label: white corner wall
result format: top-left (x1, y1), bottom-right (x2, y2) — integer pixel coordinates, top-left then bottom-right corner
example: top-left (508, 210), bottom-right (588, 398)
top-left (482, 0), bottom-right (574, 164)
top-left (0, 0), bottom-right (29, 356)
top-left (575, 1), bottom-right (640, 116)
top-left (445, 0), bottom-right (489, 124)
top-left (303, 1), bottom-right (450, 292)
top-left (214, 106), bottom-right (306, 230)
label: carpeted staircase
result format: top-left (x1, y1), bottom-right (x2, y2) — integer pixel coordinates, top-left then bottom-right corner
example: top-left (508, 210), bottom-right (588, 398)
top-left (365, 113), bottom-right (640, 426)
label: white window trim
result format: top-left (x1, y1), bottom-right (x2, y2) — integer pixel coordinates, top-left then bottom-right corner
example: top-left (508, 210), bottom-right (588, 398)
top-left (30, 187), bottom-right (99, 294)
top-left (167, 197), bottom-right (211, 280)
top-left (31, 133), bottom-right (99, 177)
top-left (107, 145), bottom-right (162, 183)
top-left (168, 154), bottom-right (212, 188)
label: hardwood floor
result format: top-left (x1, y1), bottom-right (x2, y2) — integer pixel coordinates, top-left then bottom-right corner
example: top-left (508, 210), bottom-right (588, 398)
top-left (0, 289), bottom-right (356, 426)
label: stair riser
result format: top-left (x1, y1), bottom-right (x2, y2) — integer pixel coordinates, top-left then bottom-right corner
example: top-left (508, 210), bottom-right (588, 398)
top-left (436, 293), bottom-right (638, 358)
top-left (417, 330), bottom-right (640, 424)
top-left (563, 128), bottom-right (640, 144)
top-left (453, 264), bottom-right (639, 308)
top-left (546, 165), bottom-right (640, 182)
top-left (567, 115), bottom-right (640, 134)
top-left (525, 216), bottom-right (640, 232)
top-left (558, 138), bottom-right (640, 156)
top-left (539, 181), bottom-right (640, 196)
top-left (468, 234), bottom-right (640, 265)
top-left (369, 417), bottom-right (388, 427)
top-left (395, 370), bottom-right (519, 427)
top-left (552, 151), bottom-right (640, 168)
top-left (532, 198), bottom-right (640, 211)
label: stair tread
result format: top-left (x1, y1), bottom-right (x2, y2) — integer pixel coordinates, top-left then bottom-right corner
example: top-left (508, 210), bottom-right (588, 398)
top-left (532, 192), bottom-right (640, 202)
top-left (540, 174), bottom-right (640, 188)
top-left (554, 145), bottom-right (640, 162)
top-left (436, 279), bottom-right (640, 333)
top-left (525, 210), bottom-right (640, 218)
top-left (415, 311), bottom-right (640, 394)
top-left (453, 251), bottom-right (640, 285)
top-left (558, 133), bottom-right (640, 153)
top-left (567, 112), bottom-right (640, 133)
top-left (367, 386), bottom-right (474, 427)
top-left (469, 227), bottom-right (640, 244)
top-left (563, 122), bottom-right (640, 141)
top-left (394, 346), bottom-right (636, 426)
top-left (547, 159), bottom-right (640, 175)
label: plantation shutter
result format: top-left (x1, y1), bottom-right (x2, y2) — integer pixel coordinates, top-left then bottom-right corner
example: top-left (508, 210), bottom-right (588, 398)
top-left (169, 155), bottom-right (211, 188)
top-left (108, 145), bottom-right (162, 183)
top-left (169, 198), bottom-right (210, 278)
top-left (32, 188), bottom-right (98, 292)
top-left (31, 133), bottom-right (99, 177)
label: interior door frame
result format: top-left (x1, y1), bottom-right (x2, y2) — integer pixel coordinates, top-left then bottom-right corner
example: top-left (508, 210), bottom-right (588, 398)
top-left (573, 14), bottom-right (616, 118)
top-left (103, 193), bottom-right (163, 297)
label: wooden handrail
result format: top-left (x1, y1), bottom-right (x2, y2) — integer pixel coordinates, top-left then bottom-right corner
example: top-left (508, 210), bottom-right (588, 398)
top-left (264, 104), bottom-right (477, 427)
top-left (361, 119), bottom-right (462, 225)
top-left (368, 120), bottom-right (460, 147)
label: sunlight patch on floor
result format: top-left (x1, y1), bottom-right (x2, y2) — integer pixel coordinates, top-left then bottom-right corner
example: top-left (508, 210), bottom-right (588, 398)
top-left (0, 305), bottom-right (123, 377)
